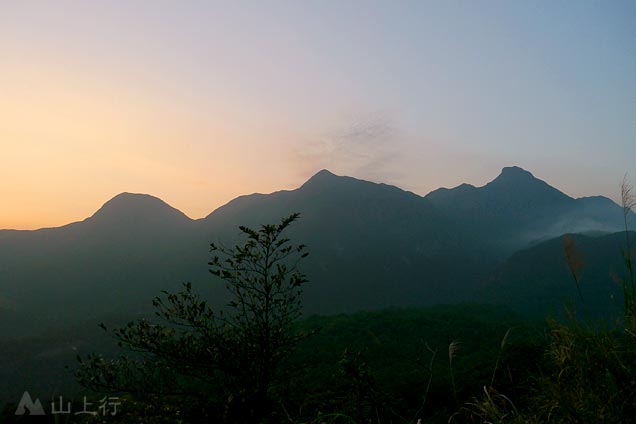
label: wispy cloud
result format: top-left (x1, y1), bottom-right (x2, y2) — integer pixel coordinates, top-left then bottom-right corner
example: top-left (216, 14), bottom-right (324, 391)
top-left (292, 114), bottom-right (404, 183)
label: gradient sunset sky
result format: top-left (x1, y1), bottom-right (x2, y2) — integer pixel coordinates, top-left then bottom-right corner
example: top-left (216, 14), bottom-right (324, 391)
top-left (1, 1), bottom-right (635, 230)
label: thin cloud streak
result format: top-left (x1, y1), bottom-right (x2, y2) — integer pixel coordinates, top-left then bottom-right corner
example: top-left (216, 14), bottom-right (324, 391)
top-left (292, 115), bottom-right (405, 184)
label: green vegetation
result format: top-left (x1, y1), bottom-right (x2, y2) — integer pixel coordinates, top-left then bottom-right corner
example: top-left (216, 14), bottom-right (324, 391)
top-left (286, 304), bottom-right (542, 423)
top-left (3, 183), bottom-right (635, 423)
top-left (449, 180), bottom-right (636, 423)
top-left (513, 180), bottom-right (636, 423)
top-left (74, 214), bottom-right (309, 424)
top-left (2, 299), bottom-right (635, 423)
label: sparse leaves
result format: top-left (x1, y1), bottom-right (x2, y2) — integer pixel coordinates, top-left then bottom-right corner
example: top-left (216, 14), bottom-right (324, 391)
top-left (75, 214), bottom-right (309, 423)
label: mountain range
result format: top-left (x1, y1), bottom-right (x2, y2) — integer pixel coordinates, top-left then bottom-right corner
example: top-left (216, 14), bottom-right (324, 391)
top-left (0, 166), bottom-right (633, 338)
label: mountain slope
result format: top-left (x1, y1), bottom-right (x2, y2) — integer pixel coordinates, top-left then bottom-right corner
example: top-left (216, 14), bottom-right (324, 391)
top-left (426, 166), bottom-right (626, 253)
top-left (478, 231), bottom-right (635, 318)
top-left (0, 193), bottom-right (207, 336)
top-left (197, 170), bottom-right (468, 312)
top-left (0, 167), bottom-right (630, 336)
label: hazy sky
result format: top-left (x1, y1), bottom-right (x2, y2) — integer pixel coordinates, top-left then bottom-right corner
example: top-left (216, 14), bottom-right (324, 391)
top-left (1, 1), bottom-right (635, 229)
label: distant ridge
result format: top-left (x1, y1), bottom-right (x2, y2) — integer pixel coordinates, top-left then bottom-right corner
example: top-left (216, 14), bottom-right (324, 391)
top-left (299, 169), bottom-right (411, 194)
top-left (484, 166), bottom-right (570, 200)
top-left (428, 166), bottom-right (567, 199)
top-left (1, 167), bottom-right (625, 233)
top-left (0, 165), bottom-right (632, 336)
top-left (479, 231), bottom-right (636, 317)
top-left (1, 165), bottom-right (635, 412)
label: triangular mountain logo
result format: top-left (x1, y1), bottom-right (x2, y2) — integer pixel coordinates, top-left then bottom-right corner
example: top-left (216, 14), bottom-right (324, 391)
top-left (15, 391), bottom-right (45, 415)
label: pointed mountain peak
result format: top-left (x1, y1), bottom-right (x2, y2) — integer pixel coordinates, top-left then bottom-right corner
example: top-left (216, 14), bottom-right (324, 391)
top-left (300, 169), bottom-right (342, 189)
top-left (484, 166), bottom-right (572, 203)
top-left (297, 169), bottom-right (417, 200)
top-left (496, 166), bottom-right (536, 181)
top-left (90, 192), bottom-right (191, 225)
top-left (309, 169), bottom-right (338, 181)
top-left (486, 166), bottom-right (546, 190)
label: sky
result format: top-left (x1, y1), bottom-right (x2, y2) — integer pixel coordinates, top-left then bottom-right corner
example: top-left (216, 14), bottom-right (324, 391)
top-left (1, 1), bottom-right (635, 230)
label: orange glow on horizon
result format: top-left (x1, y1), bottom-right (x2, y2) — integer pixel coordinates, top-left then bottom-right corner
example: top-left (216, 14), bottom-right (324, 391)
top-left (2, 2), bottom-right (633, 229)
top-left (0, 56), bottom-right (297, 230)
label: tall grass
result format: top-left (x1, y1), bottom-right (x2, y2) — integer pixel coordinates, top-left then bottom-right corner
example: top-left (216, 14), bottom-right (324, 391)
top-left (620, 176), bottom-right (636, 331)
top-left (525, 177), bottom-right (636, 422)
top-left (447, 340), bottom-right (460, 402)
top-left (451, 177), bottom-right (636, 423)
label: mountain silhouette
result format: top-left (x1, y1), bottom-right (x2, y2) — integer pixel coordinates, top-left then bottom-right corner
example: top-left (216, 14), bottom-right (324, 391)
top-left (426, 166), bottom-right (624, 253)
top-left (197, 170), bottom-right (457, 313)
top-left (89, 192), bottom-right (192, 227)
top-left (0, 167), bottom-right (633, 415)
top-left (0, 167), bottom-right (630, 337)
top-left (479, 231), bottom-right (636, 318)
